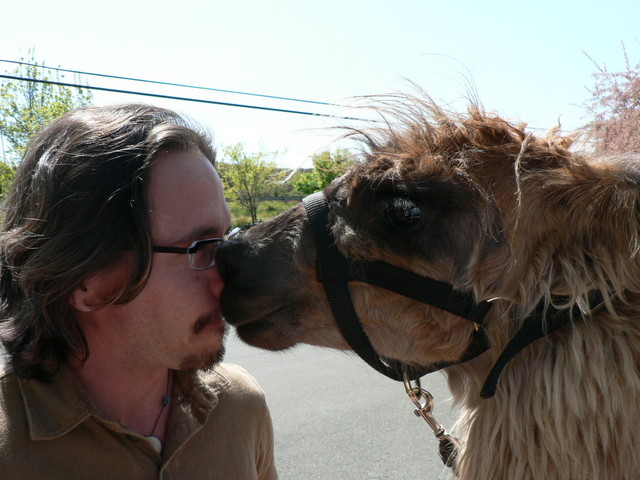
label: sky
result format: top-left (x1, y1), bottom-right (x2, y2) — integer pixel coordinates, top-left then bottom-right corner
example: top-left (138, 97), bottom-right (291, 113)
top-left (1, 0), bottom-right (639, 168)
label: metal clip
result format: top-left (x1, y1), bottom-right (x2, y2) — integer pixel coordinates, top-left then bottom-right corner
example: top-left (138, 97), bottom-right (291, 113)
top-left (403, 374), bottom-right (446, 438)
top-left (403, 372), bottom-right (460, 473)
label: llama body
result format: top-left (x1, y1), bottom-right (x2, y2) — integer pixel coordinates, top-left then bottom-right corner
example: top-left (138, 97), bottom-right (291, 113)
top-left (217, 96), bottom-right (640, 479)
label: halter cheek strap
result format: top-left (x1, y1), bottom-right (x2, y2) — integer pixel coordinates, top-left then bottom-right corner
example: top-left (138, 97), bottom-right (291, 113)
top-left (479, 290), bottom-right (604, 398)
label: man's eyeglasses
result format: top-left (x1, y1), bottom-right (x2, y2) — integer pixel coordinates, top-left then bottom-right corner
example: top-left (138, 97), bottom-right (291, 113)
top-left (152, 227), bottom-right (240, 270)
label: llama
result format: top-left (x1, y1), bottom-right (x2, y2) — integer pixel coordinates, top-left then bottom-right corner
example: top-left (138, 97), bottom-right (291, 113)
top-left (217, 94), bottom-right (640, 479)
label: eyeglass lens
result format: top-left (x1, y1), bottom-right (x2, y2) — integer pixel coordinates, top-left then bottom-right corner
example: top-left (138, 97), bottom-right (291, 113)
top-left (190, 241), bottom-right (220, 270)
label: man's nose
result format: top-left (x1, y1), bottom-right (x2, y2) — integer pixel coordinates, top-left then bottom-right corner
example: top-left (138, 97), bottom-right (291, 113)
top-left (206, 262), bottom-right (226, 298)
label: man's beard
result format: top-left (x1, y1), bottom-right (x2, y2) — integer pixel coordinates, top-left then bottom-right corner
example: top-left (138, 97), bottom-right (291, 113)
top-left (179, 320), bottom-right (229, 372)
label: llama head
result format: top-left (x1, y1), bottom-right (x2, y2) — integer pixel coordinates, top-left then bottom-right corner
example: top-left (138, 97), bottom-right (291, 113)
top-left (217, 94), bottom-right (640, 374)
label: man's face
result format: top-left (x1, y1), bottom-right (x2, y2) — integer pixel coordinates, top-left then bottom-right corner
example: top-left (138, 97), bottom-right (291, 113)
top-left (85, 149), bottom-right (232, 371)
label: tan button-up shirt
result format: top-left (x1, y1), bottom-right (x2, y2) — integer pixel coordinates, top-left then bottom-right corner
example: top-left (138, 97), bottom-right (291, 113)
top-left (0, 362), bottom-right (277, 479)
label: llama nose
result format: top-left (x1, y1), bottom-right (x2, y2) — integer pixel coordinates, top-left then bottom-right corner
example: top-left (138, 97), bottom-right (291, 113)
top-left (215, 237), bottom-right (249, 284)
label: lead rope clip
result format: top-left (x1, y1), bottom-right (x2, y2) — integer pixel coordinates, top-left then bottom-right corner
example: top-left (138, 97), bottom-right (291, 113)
top-left (403, 372), bottom-right (460, 476)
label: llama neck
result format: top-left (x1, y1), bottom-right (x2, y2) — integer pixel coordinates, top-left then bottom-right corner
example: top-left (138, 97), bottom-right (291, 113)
top-left (479, 291), bottom-right (605, 398)
top-left (452, 311), bottom-right (640, 479)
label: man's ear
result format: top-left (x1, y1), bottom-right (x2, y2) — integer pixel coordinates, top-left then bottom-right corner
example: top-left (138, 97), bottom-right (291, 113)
top-left (69, 256), bottom-right (133, 312)
top-left (69, 283), bottom-right (99, 312)
top-left (69, 283), bottom-right (96, 312)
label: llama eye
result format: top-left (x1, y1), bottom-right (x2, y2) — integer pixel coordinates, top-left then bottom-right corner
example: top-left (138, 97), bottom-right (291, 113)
top-left (384, 197), bottom-right (422, 226)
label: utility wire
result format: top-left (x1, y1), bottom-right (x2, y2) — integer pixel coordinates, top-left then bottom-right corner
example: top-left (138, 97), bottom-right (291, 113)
top-left (0, 74), bottom-right (372, 122)
top-left (0, 62), bottom-right (562, 132)
top-left (0, 58), bottom-right (344, 108)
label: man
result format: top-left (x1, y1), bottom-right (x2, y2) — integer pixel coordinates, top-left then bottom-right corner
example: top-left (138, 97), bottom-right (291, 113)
top-left (0, 104), bottom-right (277, 479)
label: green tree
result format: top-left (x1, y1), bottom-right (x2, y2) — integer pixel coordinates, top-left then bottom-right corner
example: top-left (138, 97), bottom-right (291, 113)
top-left (0, 51), bottom-right (93, 162)
top-left (0, 160), bottom-right (15, 202)
top-left (293, 149), bottom-right (352, 195)
top-left (218, 144), bottom-right (284, 225)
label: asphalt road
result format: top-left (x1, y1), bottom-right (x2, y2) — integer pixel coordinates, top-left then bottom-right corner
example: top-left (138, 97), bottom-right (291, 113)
top-left (224, 333), bottom-right (460, 480)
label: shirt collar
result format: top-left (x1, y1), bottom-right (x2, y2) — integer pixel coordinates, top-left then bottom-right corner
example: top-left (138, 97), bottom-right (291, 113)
top-left (18, 365), bottom-right (94, 440)
top-left (17, 365), bottom-right (232, 441)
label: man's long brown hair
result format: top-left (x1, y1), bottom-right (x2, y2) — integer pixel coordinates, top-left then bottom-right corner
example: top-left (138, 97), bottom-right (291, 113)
top-left (0, 103), bottom-right (215, 380)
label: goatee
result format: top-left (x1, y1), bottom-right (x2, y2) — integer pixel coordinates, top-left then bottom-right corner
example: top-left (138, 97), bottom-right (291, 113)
top-left (180, 322), bottom-right (229, 371)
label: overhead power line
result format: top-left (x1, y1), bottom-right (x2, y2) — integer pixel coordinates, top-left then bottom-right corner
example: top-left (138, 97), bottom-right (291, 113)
top-left (0, 60), bottom-right (561, 132)
top-left (0, 73), bottom-right (371, 122)
top-left (0, 58), bottom-right (343, 108)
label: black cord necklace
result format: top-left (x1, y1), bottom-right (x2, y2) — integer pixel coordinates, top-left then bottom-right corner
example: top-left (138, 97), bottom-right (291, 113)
top-left (145, 370), bottom-right (171, 453)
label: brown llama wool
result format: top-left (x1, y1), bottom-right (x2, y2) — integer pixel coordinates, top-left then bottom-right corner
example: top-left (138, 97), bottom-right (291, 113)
top-left (217, 93), bottom-right (640, 479)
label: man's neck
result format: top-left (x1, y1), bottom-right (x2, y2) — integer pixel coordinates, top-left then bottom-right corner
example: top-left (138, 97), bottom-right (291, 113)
top-left (70, 353), bottom-right (173, 442)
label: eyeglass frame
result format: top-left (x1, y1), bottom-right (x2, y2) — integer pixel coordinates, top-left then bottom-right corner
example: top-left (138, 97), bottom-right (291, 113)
top-left (152, 227), bottom-right (240, 271)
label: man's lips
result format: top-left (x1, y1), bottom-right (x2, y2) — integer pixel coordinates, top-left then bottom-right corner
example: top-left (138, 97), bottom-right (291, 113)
top-left (193, 311), bottom-right (224, 334)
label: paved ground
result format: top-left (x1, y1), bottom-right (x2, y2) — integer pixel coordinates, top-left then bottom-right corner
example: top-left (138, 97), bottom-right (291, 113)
top-left (224, 333), bottom-right (459, 480)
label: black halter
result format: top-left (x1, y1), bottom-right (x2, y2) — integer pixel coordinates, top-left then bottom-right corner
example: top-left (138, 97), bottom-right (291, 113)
top-left (303, 191), bottom-right (493, 382)
top-left (303, 191), bottom-right (604, 398)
